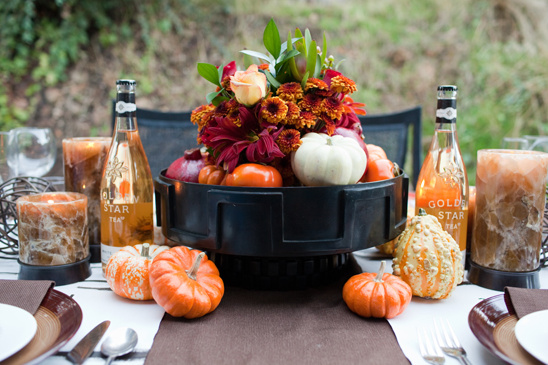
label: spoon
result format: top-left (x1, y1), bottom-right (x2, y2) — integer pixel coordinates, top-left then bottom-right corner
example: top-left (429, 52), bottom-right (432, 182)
top-left (100, 327), bottom-right (138, 365)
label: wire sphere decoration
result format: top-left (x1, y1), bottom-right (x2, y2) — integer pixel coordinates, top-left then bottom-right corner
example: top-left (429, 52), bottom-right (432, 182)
top-left (0, 177), bottom-right (57, 256)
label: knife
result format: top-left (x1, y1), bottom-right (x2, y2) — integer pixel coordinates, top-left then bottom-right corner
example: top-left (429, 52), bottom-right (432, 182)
top-left (67, 320), bottom-right (111, 364)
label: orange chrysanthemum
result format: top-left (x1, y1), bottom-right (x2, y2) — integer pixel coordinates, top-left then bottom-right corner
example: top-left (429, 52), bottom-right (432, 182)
top-left (329, 75), bottom-right (357, 95)
top-left (321, 113), bottom-right (336, 135)
top-left (304, 78), bottom-right (328, 92)
top-left (191, 104), bottom-right (216, 130)
top-left (284, 101), bottom-right (301, 125)
top-left (277, 82), bottom-right (304, 103)
top-left (260, 97), bottom-right (288, 124)
top-left (322, 96), bottom-right (344, 120)
top-left (276, 129), bottom-right (302, 155)
top-left (258, 63), bottom-right (270, 71)
top-left (296, 111), bottom-right (317, 129)
top-left (299, 93), bottom-right (323, 115)
top-left (315, 89), bottom-right (335, 98)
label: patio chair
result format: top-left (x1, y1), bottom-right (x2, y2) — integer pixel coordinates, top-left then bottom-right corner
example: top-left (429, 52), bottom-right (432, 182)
top-left (111, 101), bottom-right (199, 179)
top-left (359, 106), bottom-right (422, 188)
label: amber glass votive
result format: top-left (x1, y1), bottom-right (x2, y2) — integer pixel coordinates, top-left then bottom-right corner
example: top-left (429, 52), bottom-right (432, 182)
top-left (63, 137), bottom-right (110, 247)
top-left (469, 149), bottom-right (548, 290)
top-left (17, 192), bottom-right (88, 266)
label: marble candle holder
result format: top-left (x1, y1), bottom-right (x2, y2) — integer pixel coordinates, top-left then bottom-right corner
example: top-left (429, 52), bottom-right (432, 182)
top-left (17, 192), bottom-right (91, 284)
top-left (468, 149), bottom-right (548, 290)
top-left (63, 137), bottom-right (111, 263)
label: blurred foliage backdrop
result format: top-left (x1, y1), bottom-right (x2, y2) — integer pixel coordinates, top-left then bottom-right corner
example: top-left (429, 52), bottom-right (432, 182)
top-left (1, 0), bottom-right (547, 181)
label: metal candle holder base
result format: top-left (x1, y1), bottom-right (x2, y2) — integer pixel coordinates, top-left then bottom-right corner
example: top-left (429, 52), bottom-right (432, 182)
top-left (18, 255), bottom-right (91, 286)
top-left (467, 260), bottom-right (540, 291)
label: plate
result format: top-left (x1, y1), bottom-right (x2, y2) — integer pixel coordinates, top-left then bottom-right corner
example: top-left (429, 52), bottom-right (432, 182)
top-left (1, 289), bottom-right (82, 365)
top-left (0, 304), bottom-right (37, 361)
top-left (515, 310), bottom-right (548, 364)
top-left (468, 294), bottom-right (544, 365)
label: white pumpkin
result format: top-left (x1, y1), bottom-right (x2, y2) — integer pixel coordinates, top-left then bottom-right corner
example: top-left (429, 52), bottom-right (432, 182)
top-left (291, 132), bottom-right (367, 186)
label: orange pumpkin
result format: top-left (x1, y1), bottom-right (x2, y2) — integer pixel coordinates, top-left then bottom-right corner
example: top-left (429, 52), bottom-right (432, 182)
top-left (106, 243), bottom-right (169, 300)
top-left (366, 144), bottom-right (388, 162)
top-left (149, 247), bottom-right (224, 319)
top-left (364, 159), bottom-right (396, 182)
top-left (343, 261), bottom-right (412, 319)
top-left (198, 165), bottom-right (227, 185)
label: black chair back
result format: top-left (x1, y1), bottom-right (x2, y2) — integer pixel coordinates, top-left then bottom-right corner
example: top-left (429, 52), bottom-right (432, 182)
top-left (360, 106), bottom-right (422, 188)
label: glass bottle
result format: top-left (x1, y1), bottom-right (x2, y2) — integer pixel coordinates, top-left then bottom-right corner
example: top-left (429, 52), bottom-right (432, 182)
top-left (100, 79), bottom-right (154, 273)
top-left (415, 85), bottom-right (469, 255)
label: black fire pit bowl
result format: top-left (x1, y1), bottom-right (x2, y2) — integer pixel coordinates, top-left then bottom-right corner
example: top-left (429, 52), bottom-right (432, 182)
top-left (154, 170), bottom-right (408, 290)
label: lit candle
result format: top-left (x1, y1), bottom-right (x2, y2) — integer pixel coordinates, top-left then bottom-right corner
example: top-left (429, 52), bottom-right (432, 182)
top-left (63, 137), bottom-right (110, 246)
top-left (17, 192), bottom-right (88, 266)
top-left (471, 149), bottom-right (548, 271)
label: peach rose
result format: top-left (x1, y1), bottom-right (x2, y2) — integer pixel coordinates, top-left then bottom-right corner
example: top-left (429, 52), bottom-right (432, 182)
top-left (230, 65), bottom-right (267, 107)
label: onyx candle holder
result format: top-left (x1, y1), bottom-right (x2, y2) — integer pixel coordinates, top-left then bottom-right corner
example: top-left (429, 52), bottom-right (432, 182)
top-left (468, 149), bottom-right (548, 290)
top-left (16, 192), bottom-right (91, 285)
top-left (63, 137), bottom-right (111, 263)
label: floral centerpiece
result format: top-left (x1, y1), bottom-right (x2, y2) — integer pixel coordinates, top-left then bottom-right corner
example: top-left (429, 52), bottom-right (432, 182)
top-left (191, 19), bottom-right (368, 186)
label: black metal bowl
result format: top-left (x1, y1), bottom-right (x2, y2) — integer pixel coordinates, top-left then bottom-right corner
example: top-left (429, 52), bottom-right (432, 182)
top-left (154, 170), bottom-right (408, 289)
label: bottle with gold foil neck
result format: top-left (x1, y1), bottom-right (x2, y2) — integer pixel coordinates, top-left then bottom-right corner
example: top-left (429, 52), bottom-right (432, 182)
top-left (415, 85), bottom-right (469, 258)
top-left (100, 79), bottom-right (154, 273)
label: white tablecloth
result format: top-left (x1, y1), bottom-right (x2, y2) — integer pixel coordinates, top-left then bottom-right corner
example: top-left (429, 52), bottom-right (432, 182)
top-left (1, 251), bottom-right (546, 365)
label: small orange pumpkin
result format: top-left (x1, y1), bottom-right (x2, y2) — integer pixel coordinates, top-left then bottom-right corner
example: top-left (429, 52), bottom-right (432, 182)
top-left (198, 164), bottom-right (226, 185)
top-left (149, 247), bottom-right (224, 319)
top-left (105, 243), bottom-right (169, 300)
top-left (343, 261), bottom-right (412, 319)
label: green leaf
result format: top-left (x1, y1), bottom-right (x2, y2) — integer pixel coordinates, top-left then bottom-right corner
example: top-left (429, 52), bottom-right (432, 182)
top-left (263, 19), bottom-right (281, 59)
top-left (281, 36), bottom-right (301, 53)
top-left (263, 70), bottom-right (281, 89)
top-left (306, 40), bottom-right (317, 78)
top-left (305, 29), bottom-right (312, 49)
top-left (275, 61), bottom-right (293, 84)
top-left (321, 32), bottom-right (327, 68)
top-left (277, 49), bottom-right (300, 64)
top-left (301, 71), bottom-right (309, 90)
top-left (287, 31), bottom-right (302, 81)
top-left (293, 28), bottom-right (306, 56)
top-left (198, 63), bottom-right (221, 87)
top-left (314, 53), bottom-right (322, 78)
top-left (206, 90), bottom-right (223, 104)
top-left (240, 50), bottom-right (274, 63)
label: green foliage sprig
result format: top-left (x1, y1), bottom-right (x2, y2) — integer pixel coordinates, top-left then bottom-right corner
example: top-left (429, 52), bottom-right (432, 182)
top-left (197, 18), bottom-right (334, 105)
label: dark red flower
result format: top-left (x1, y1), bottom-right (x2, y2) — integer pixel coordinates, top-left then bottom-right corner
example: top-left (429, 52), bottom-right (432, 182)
top-left (222, 61), bottom-right (237, 79)
top-left (200, 106), bottom-right (285, 172)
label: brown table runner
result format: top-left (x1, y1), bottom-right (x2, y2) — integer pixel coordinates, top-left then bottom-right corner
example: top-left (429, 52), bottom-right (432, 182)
top-left (504, 287), bottom-right (548, 319)
top-left (0, 279), bottom-right (54, 314)
top-left (145, 257), bottom-right (409, 365)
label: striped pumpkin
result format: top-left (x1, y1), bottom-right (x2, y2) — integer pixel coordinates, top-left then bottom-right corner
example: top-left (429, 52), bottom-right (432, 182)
top-left (392, 209), bottom-right (463, 299)
top-left (106, 243), bottom-right (169, 300)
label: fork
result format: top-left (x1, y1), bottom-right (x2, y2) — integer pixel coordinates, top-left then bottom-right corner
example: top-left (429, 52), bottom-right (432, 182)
top-left (434, 318), bottom-right (472, 365)
top-left (417, 327), bottom-right (445, 364)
